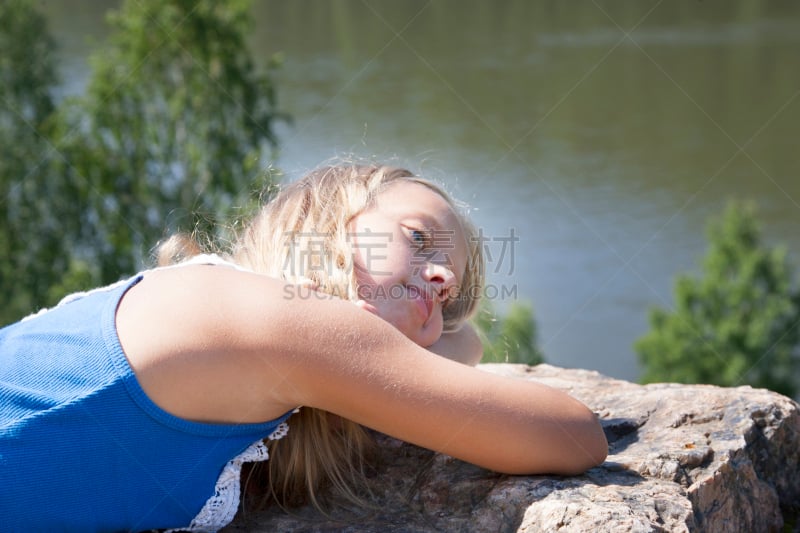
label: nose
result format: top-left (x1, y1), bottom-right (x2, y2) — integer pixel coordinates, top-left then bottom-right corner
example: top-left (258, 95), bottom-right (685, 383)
top-left (422, 262), bottom-right (458, 303)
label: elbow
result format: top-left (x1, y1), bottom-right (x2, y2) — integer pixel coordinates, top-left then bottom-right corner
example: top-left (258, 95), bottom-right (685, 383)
top-left (488, 421), bottom-right (608, 477)
top-left (529, 410), bottom-right (608, 477)
top-left (589, 436), bottom-right (609, 469)
top-left (570, 427), bottom-right (608, 474)
top-left (589, 423), bottom-right (609, 466)
top-left (557, 412), bottom-right (608, 475)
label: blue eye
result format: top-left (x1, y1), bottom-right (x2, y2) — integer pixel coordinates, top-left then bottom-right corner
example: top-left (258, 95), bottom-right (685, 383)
top-left (408, 228), bottom-right (429, 248)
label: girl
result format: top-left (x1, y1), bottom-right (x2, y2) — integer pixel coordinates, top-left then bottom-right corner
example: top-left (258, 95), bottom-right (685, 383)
top-left (0, 164), bottom-right (607, 532)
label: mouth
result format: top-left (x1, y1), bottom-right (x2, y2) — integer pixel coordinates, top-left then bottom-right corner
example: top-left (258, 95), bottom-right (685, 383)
top-left (408, 286), bottom-right (434, 324)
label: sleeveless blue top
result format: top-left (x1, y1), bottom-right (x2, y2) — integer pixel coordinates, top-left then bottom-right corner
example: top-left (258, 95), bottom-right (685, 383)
top-left (0, 273), bottom-right (294, 532)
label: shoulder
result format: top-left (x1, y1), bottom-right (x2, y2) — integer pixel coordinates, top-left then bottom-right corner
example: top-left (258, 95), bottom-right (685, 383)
top-left (121, 263), bottom-right (297, 336)
top-left (116, 264), bottom-right (311, 423)
top-left (116, 263), bottom-right (401, 423)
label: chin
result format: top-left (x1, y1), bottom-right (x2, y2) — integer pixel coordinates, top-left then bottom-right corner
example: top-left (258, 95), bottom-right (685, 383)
top-left (389, 317), bottom-right (441, 348)
top-left (396, 326), bottom-right (432, 348)
top-left (418, 337), bottom-right (437, 348)
top-left (416, 328), bottom-right (443, 349)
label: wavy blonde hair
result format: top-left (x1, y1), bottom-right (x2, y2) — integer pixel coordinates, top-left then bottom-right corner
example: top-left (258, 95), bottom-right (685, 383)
top-left (157, 163), bottom-right (485, 511)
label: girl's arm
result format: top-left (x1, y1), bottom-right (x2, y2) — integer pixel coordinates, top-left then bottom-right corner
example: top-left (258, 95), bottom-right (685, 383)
top-left (118, 266), bottom-right (607, 476)
top-left (268, 303), bottom-right (607, 475)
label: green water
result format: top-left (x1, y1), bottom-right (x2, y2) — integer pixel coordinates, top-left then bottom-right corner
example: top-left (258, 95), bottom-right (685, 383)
top-left (43, 0), bottom-right (800, 381)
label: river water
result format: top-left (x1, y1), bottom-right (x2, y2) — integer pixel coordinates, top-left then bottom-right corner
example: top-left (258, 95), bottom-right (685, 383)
top-left (42, 1), bottom-right (800, 382)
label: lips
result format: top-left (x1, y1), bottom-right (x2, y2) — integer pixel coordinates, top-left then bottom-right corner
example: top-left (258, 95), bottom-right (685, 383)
top-left (408, 285), bottom-right (433, 324)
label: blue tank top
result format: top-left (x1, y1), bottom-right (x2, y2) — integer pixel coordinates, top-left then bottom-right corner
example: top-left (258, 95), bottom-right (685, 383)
top-left (0, 272), bottom-right (294, 532)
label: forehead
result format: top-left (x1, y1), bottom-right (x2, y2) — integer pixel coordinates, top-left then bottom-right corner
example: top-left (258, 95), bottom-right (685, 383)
top-left (374, 181), bottom-right (453, 216)
top-left (376, 181), bottom-right (469, 272)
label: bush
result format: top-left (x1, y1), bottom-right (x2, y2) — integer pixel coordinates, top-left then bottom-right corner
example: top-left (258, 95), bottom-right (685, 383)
top-left (474, 300), bottom-right (544, 366)
top-left (635, 201), bottom-right (799, 397)
top-left (0, 0), bottom-right (287, 326)
top-left (0, 0), bottom-right (76, 324)
top-left (56, 0), bottom-right (287, 283)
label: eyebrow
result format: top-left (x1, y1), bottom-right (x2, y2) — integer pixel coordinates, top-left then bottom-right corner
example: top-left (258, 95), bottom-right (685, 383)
top-left (405, 212), bottom-right (441, 229)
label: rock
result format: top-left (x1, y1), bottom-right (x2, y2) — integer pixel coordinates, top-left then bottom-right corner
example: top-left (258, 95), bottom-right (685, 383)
top-left (225, 364), bottom-right (800, 532)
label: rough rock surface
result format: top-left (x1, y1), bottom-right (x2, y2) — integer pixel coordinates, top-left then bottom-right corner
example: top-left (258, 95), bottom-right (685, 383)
top-left (225, 364), bottom-right (800, 532)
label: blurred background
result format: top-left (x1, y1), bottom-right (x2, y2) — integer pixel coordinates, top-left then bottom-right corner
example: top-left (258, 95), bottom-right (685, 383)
top-left (3, 0), bottom-right (800, 389)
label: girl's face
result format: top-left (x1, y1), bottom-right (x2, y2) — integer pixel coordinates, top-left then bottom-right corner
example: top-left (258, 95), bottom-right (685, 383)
top-left (349, 181), bottom-right (468, 347)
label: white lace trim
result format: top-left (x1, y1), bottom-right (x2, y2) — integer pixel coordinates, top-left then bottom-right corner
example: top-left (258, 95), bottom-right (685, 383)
top-left (167, 419), bottom-right (293, 533)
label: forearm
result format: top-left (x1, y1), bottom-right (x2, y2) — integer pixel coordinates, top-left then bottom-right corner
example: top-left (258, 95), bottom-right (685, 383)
top-left (295, 312), bottom-right (608, 475)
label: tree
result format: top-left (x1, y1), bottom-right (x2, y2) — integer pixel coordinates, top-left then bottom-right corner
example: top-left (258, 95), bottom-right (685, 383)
top-left (0, 0), bottom-right (86, 325)
top-left (635, 201), bottom-right (799, 397)
top-left (57, 0), bottom-right (287, 284)
top-left (0, 0), bottom-right (286, 325)
top-left (473, 300), bottom-right (544, 365)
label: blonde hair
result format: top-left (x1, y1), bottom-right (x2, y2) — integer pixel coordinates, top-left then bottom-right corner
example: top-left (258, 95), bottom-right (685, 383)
top-left (157, 163), bottom-right (485, 510)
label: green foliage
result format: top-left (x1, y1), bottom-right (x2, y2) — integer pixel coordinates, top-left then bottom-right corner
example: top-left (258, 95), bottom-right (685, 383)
top-left (0, 0), bottom-right (80, 324)
top-left (635, 201), bottom-right (799, 397)
top-left (474, 300), bottom-right (544, 365)
top-left (0, 0), bottom-right (285, 324)
top-left (57, 0), bottom-right (286, 282)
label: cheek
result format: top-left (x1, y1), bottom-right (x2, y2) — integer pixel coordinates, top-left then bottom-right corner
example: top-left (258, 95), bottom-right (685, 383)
top-left (354, 267), bottom-right (395, 305)
top-left (353, 249), bottom-right (391, 288)
top-left (353, 266), bottom-right (373, 299)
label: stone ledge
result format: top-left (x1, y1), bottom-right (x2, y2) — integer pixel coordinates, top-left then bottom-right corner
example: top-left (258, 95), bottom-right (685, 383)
top-left (226, 364), bottom-right (800, 532)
